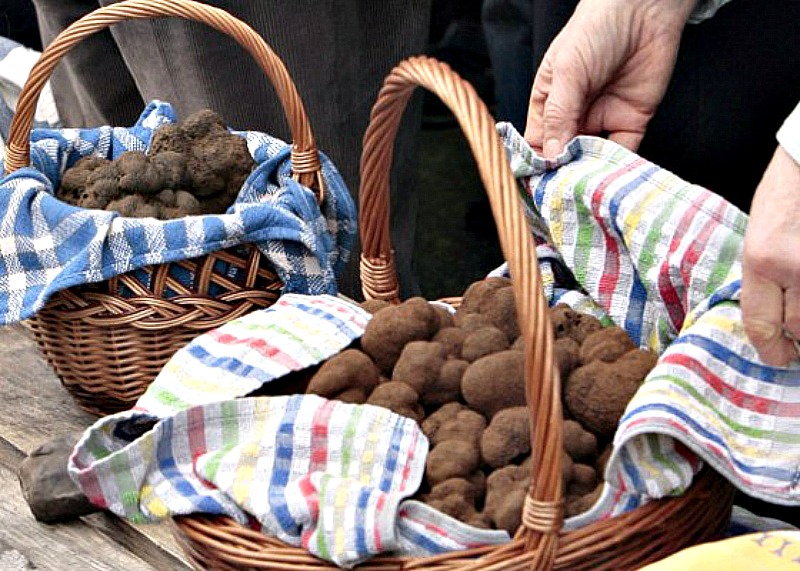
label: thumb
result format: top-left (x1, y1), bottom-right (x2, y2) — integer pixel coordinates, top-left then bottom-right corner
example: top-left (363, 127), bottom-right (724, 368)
top-left (741, 271), bottom-right (797, 366)
top-left (541, 71), bottom-right (585, 159)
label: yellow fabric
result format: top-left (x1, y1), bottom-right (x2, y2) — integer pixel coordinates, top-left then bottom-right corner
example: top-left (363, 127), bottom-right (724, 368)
top-left (640, 532), bottom-right (800, 570)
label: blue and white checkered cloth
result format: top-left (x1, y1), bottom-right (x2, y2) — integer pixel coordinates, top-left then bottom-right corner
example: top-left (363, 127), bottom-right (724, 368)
top-left (0, 101), bottom-right (357, 324)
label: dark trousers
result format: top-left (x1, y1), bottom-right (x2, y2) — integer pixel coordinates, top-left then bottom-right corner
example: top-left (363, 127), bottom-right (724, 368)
top-left (482, 0), bottom-right (800, 213)
top-left (32, 0), bottom-right (433, 299)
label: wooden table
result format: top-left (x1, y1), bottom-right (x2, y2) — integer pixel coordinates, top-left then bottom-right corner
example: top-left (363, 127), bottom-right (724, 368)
top-left (0, 324), bottom-right (193, 570)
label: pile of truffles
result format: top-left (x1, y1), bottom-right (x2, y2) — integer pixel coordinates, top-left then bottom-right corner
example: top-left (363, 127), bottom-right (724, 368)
top-left (56, 109), bottom-right (255, 219)
top-left (304, 276), bottom-right (658, 534)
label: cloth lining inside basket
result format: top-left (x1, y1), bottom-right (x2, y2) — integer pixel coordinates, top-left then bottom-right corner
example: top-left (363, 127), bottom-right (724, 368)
top-left (0, 101), bottom-right (357, 324)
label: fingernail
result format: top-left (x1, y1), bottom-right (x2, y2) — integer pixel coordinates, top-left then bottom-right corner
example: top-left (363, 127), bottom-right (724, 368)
top-left (544, 138), bottom-right (563, 159)
top-left (748, 320), bottom-right (781, 343)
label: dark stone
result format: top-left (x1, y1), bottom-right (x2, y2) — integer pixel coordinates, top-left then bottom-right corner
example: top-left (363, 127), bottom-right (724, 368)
top-left (17, 434), bottom-right (101, 523)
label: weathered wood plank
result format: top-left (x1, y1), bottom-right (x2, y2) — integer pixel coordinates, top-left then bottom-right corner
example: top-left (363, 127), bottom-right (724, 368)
top-left (0, 462), bottom-right (159, 571)
top-left (0, 323), bottom-right (96, 449)
top-left (0, 324), bottom-right (193, 570)
top-left (82, 513), bottom-right (194, 570)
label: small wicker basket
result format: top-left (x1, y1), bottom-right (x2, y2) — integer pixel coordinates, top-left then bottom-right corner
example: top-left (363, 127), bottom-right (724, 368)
top-left (170, 56), bottom-right (736, 569)
top-left (4, 0), bottom-right (326, 416)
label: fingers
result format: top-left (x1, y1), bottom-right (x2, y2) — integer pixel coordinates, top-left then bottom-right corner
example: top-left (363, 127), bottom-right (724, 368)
top-left (524, 37), bottom-right (586, 159)
top-left (784, 286), bottom-right (800, 337)
top-left (538, 64), bottom-right (585, 159)
top-left (741, 272), bottom-right (798, 367)
top-left (525, 88), bottom-right (546, 152)
top-left (524, 55), bottom-right (553, 152)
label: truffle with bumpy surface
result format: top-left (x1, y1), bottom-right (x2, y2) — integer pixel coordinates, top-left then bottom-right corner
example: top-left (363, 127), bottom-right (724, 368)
top-left (565, 347), bottom-right (658, 438)
top-left (56, 108), bottom-right (255, 220)
top-left (461, 349), bottom-right (526, 419)
top-left (360, 297), bottom-right (441, 375)
top-left (305, 349), bottom-right (380, 404)
top-left (365, 381), bottom-right (424, 424)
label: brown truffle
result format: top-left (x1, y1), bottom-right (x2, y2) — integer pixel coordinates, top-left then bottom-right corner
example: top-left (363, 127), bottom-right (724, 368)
top-left (554, 336), bottom-right (581, 380)
top-left (360, 299), bottom-right (392, 315)
top-left (392, 341), bottom-right (449, 406)
top-left (425, 439), bottom-right (481, 486)
top-left (106, 194), bottom-right (161, 218)
top-left (57, 156), bottom-right (111, 203)
top-left (366, 381), bottom-right (424, 423)
top-left (567, 463), bottom-right (598, 497)
top-left (480, 285), bottom-right (520, 344)
top-left (117, 151), bottom-right (162, 195)
top-left (422, 402), bottom-right (486, 447)
top-left (437, 359), bottom-right (469, 405)
top-left (578, 326), bottom-right (637, 365)
top-left (432, 326), bottom-right (467, 358)
top-left (562, 451), bottom-right (575, 486)
top-left (480, 406), bottom-right (531, 468)
top-left (459, 276), bottom-right (512, 314)
top-left (562, 419), bottom-right (598, 462)
top-left (460, 326), bottom-right (509, 362)
top-left (461, 350), bottom-right (526, 419)
top-left (360, 297), bottom-right (441, 374)
top-left (457, 277), bottom-right (519, 342)
top-left (565, 347), bottom-right (657, 438)
top-left (454, 312), bottom-right (493, 333)
top-left (305, 348), bottom-right (380, 404)
top-left (549, 304), bottom-right (603, 344)
top-left (423, 478), bottom-right (491, 529)
top-left (58, 108), bottom-right (255, 220)
top-left (483, 458), bottom-right (531, 535)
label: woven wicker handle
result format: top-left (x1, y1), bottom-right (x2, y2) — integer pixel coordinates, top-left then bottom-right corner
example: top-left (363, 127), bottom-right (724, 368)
top-left (4, 0), bottom-right (324, 199)
top-left (359, 55), bottom-right (565, 566)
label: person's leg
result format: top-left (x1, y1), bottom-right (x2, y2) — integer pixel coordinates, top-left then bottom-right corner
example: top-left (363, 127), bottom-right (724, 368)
top-left (30, 0), bottom-right (144, 127)
top-left (1, 0), bottom-right (42, 50)
top-left (481, 0), bottom-right (534, 132)
top-left (482, 0), bottom-right (578, 132)
top-left (97, 0), bottom-right (431, 299)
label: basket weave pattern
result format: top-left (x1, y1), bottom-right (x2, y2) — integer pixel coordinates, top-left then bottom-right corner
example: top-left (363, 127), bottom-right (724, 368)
top-left (6, 0), bottom-right (325, 415)
top-left (170, 56), bottom-right (735, 570)
top-left (27, 246), bottom-right (281, 415)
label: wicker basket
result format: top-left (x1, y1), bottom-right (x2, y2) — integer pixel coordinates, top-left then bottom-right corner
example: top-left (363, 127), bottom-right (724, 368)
top-left (4, 0), bottom-right (326, 416)
top-left (170, 56), bottom-right (736, 569)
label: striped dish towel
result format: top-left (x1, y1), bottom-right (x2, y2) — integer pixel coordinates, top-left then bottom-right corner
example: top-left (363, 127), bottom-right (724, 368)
top-left (497, 124), bottom-right (800, 527)
top-left (0, 101), bottom-right (356, 324)
top-left (133, 293), bottom-right (372, 417)
top-left (68, 294), bottom-right (509, 567)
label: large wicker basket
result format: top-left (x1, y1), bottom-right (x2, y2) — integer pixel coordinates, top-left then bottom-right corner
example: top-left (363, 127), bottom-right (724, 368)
top-left (4, 0), bottom-right (326, 416)
top-left (170, 56), bottom-right (736, 569)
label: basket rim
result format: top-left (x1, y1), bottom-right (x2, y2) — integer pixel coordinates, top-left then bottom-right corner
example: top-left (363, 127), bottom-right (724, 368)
top-left (171, 465), bottom-right (735, 570)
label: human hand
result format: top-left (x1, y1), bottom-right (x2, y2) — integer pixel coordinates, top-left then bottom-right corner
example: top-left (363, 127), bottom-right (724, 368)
top-left (525, 0), bottom-right (696, 158)
top-left (741, 145), bottom-right (800, 366)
